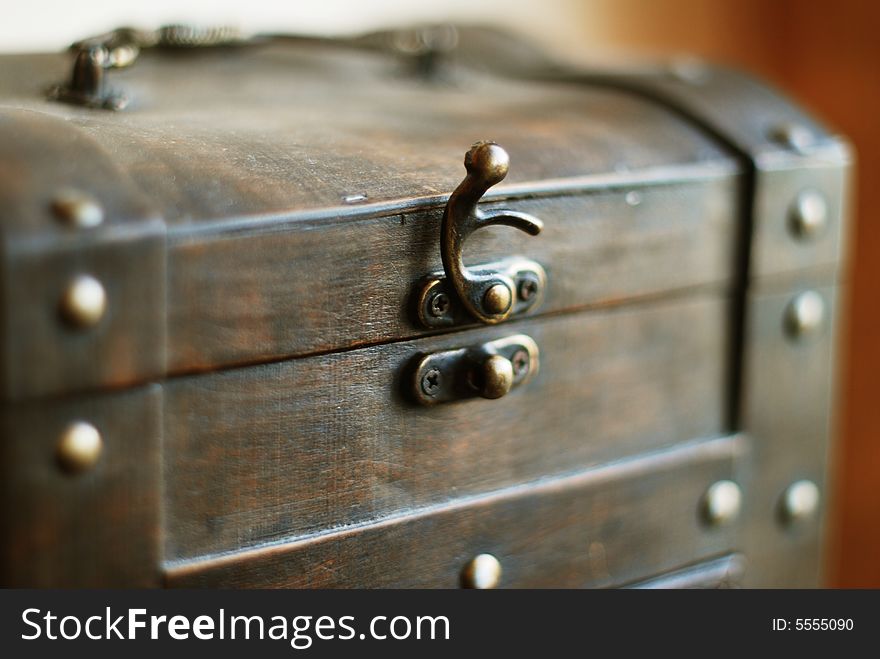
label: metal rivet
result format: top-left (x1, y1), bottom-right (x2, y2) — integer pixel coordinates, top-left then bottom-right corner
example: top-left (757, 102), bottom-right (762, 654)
top-left (462, 553), bottom-right (502, 589)
top-left (476, 354), bottom-right (514, 400)
top-left (789, 190), bottom-right (829, 240)
top-left (780, 480), bottom-right (821, 525)
top-left (669, 56), bottom-right (710, 84)
top-left (51, 190), bottom-right (104, 228)
top-left (767, 122), bottom-right (815, 153)
top-left (60, 275), bottom-right (107, 328)
top-left (785, 291), bottom-right (825, 339)
top-left (625, 190), bottom-right (642, 206)
top-left (702, 480), bottom-right (742, 526)
top-left (56, 421), bottom-right (103, 473)
top-left (483, 283), bottom-right (512, 315)
top-left (517, 275), bottom-right (539, 302)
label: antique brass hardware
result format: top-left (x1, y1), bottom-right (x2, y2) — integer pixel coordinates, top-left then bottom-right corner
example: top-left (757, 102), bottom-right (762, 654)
top-left (461, 553), bottom-right (502, 589)
top-left (415, 142), bottom-right (546, 328)
top-left (411, 334), bottom-right (538, 405)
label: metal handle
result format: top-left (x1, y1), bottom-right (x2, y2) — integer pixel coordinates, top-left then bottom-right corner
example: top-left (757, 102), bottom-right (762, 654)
top-left (441, 142), bottom-right (544, 324)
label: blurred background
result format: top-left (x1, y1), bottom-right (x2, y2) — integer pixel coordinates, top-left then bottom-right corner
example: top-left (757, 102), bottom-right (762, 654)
top-left (3, 0), bottom-right (876, 586)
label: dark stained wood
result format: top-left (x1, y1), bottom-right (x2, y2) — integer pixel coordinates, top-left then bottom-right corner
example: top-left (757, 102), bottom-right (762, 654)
top-left (739, 280), bottom-right (838, 587)
top-left (166, 435), bottom-right (743, 588)
top-left (0, 110), bottom-right (166, 400)
top-left (0, 384), bottom-right (162, 587)
top-left (0, 28), bottom-right (851, 588)
top-left (164, 291), bottom-right (729, 560)
top-left (0, 44), bottom-right (736, 225)
top-left (168, 176), bottom-right (739, 373)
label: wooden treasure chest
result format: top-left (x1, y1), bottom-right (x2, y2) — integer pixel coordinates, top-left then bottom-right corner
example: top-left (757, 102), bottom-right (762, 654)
top-left (0, 25), bottom-right (851, 588)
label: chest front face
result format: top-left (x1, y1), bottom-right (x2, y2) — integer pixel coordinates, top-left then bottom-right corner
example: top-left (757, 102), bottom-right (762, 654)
top-left (0, 29), bottom-right (850, 588)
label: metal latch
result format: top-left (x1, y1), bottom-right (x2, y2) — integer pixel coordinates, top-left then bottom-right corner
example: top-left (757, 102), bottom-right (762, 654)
top-left (414, 142), bottom-right (546, 329)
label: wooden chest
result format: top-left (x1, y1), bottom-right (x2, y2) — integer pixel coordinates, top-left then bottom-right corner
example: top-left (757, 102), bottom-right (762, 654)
top-left (0, 26), bottom-right (850, 588)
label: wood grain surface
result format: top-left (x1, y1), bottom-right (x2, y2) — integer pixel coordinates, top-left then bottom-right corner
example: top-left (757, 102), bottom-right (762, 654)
top-left (164, 290), bottom-right (729, 560)
top-left (166, 435), bottom-right (743, 588)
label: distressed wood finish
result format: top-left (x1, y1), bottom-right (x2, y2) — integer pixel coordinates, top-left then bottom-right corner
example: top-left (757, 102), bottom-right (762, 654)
top-left (169, 176), bottom-right (739, 373)
top-left (164, 291), bottom-right (729, 560)
top-left (0, 110), bottom-right (166, 400)
top-left (0, 28), bottom-right (851, 588)
top-left (166, 436), bottom-right (743, 588)
top-left (0, 384), bottom-right (162, 587)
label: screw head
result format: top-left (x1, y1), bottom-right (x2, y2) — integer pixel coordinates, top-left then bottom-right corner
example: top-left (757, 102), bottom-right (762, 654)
top-left (462, 553), bottom-right (502, 589)
top-left (51, 189), bottom-right (104, 228)
top-left (789, 190), bottom-right (829, 240)
top-left (483, 283), bottom-right (512, 316)
top-left (56, 421), bottom-right (103, 473)
top-left (780, 480), bottom-right (821, 525)
top-left (421, 368), bottom-right (442, 397)
top-left (785, 291), bottom-right (825, 339)
top-left (511, 349), bottom-right (530, 378)
top-left (517, 276), bottom-right (539, 303)
top-left (60, 275), bottom-right (107, 328)
top-left (429, 291), bottom-right (451, 317)
top-left (702, 480), bottom-right (742, 526)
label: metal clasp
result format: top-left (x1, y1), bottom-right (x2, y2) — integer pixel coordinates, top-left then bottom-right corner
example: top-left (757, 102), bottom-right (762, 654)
top-left (414, 142), bottom-right (546, 328)
top-left (411, 334), bottom-right (539, 405)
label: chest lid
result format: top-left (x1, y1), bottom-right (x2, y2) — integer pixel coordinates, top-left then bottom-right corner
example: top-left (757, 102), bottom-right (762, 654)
top-left (0, 26), bottom-right (842, 398)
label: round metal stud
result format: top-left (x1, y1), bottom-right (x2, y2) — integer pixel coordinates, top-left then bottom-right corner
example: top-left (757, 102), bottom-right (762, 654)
top-left (785, 290), bottom-right (825, 339)
top-left (789, 190), bottom-right (829, 240)
top-left (767, 122), bottom-right (815, 153)
top-left (702, 480), bottom-right (742, 526)
top-left (477, 354), bottom-right (514, 400)
top-left (483, 283), bottom-right (512, 316)
top-left (461, 553), bottom-right (502, 589)
top-left (60, 275), bottom-right (107, 328)
top-left (56, 421), bottom-right (103, 473)
top-left (780, 480), bottom-right (821, 525)
top-left (669, 56), bottom-right (710, 84)
top-left (51, 189), bottom-right (104, 228)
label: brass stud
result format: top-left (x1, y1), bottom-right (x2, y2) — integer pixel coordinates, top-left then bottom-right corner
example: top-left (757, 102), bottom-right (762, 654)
top-left (702, 480), bottom-right (742, 526)
top-left (789, 190), bottom-right (828, 240)
top-left (669, 56), bottom-right (710, 84)
top-left (767, 122), bottom-right (815, 153)
top-left (780, 480), bottom-right (821, 525)
top-left (56, 421), bottom-right (103, 473)
top-left (483, 283), bottom-right (512, 316)
top-left (462, 553), bottom-right (502, 589)
top-left (60, 275), bottom-right (107, 328)
top-left (785, 291), bottom-right (825, 339)
top-left (477, 354), bottom-right (514, 400)
top-left (51, 189), bottom-right (104, 228)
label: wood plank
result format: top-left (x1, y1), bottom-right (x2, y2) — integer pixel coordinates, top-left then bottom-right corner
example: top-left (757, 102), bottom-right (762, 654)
top-left (166, 435), bottom-right (743, 588)
top-left (168, 176), bottom-right (738, 373)
top-left (164, 290), bottom-right (729, 560)
top-left (0, 384), bottom-right (163, 587)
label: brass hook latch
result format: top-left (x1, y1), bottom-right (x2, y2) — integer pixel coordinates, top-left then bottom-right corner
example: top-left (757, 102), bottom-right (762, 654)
top-left (414, 142), bottom-right (547, 328)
